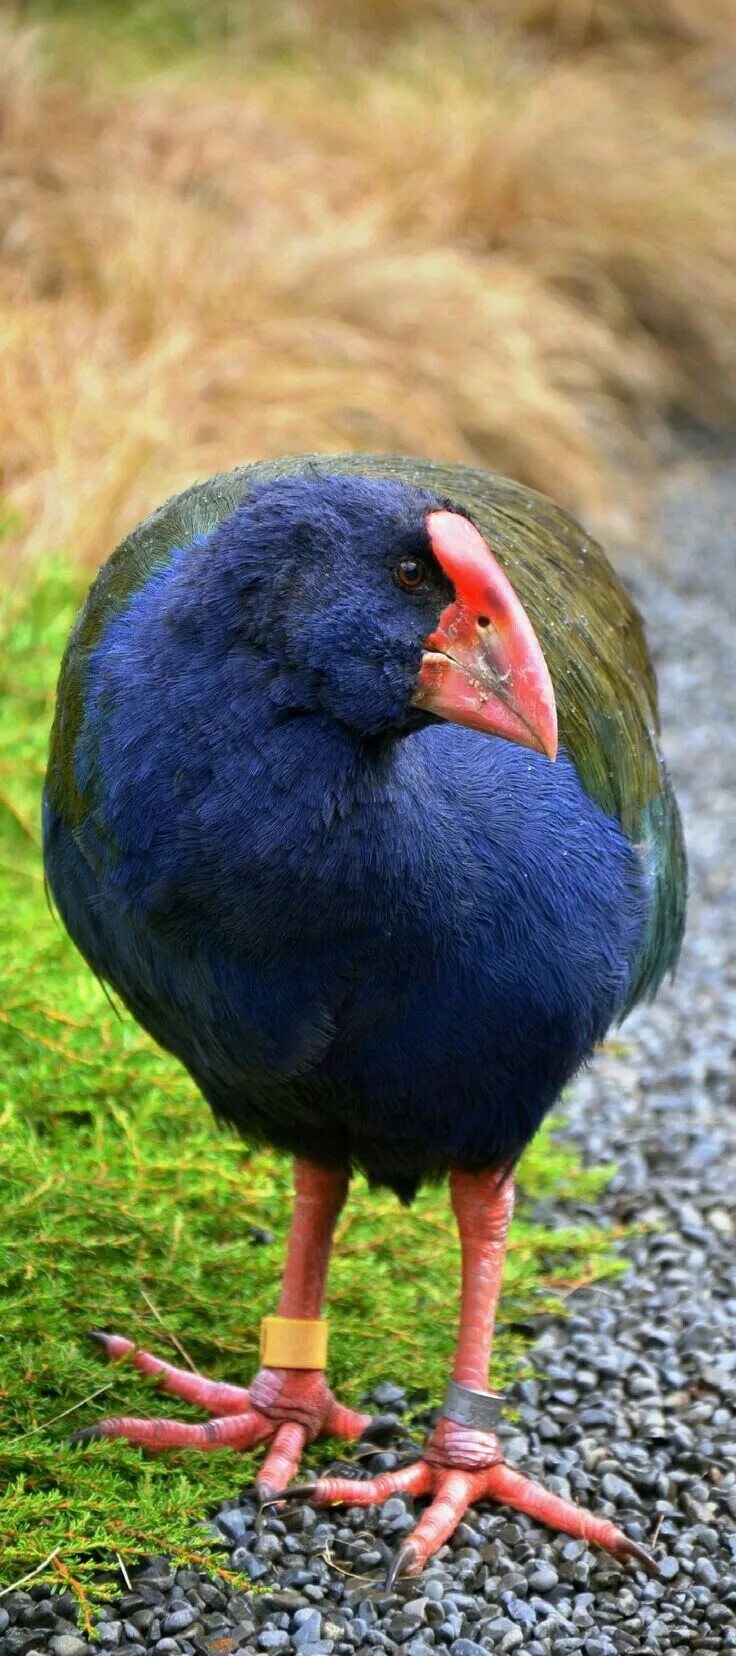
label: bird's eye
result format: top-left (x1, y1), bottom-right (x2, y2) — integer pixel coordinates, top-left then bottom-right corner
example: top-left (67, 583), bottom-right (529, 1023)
top-left (395, 558), bottom-right (427, 591)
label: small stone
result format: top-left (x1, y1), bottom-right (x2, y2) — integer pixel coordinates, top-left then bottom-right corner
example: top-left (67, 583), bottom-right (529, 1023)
top-left (50, 1640), bottom-right (89, 1656)
top-left (657, 1556), bottom-right (680, 1581)
top-left (354, 1549), bottom-right (383, 1570)
top-left (162, 1607), bottom-right (199, 1635)
top-left (401, 1598), bottom-right (428, 1623)
top-left (257, 1632), bottom-right (290, 1652)
top-left (371, 1382), bottom-right (406, 1407)
top-left (217, 1509), bottom-right (248, 1542)
top-left (693, 1557), bottom-right (719, 1587)
top-left (527, 1563), bottom-right (559, 1593)
top-left (502, 1594), bottom-right (536, 1629)
top-left (388, 1613), bottom-right (424, 1642)
top-left (254, 1532), bottom-right (282, 1560)
top-left (294, 1613), bottom-right (322, 1647)
top-left (230, 1547), bottom-right (268, 1581)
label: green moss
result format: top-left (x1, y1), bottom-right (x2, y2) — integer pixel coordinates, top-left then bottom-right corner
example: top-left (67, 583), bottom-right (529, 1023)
top-left (0, 564), bottom-right (624, 1609)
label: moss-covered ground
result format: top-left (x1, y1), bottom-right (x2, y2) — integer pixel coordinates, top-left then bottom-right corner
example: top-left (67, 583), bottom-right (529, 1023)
top-left (0, 564), bottom-right (623, 1613)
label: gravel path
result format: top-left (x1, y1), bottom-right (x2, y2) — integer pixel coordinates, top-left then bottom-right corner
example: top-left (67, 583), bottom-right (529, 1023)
top-left (2, 455), bottom-right (735, 1656)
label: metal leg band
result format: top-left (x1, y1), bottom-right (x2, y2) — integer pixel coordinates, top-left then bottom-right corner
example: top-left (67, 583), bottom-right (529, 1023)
top-left (443, 1378), bottom-right (506, 1430)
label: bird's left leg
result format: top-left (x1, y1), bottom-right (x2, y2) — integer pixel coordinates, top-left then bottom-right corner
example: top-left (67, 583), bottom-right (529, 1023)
top-left (281, 1166), bottom-right (658, 1581)
top-left (74, 1158), bottom-right (370, 1491)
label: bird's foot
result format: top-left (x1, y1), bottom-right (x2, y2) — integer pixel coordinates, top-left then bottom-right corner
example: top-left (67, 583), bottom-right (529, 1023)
top-left (279, 1414), bottom-right (660, 1583)
top-left (73, 1331), bottom-right (370, 1495)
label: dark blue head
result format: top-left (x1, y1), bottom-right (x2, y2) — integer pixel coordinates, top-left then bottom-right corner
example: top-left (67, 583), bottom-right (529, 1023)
top-left (173, 471), bottom-right (557, 751)
top-left (213, 473), bottom-right (449, 736)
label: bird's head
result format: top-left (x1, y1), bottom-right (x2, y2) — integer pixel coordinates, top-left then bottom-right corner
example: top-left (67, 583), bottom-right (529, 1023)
top-left (210, 471), bottom-right (557, 757)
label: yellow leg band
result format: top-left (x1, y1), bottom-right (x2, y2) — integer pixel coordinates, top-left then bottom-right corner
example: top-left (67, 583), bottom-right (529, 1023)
top-left (260, 1316), bottom-right (329, 1370)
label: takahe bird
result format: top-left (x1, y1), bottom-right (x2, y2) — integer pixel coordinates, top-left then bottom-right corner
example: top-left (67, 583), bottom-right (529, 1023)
top-left (44, 454), bottom-right (686, 1581)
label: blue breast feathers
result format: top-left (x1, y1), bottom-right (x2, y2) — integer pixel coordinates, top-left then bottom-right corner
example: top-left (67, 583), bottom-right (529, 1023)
top-left (44, 539), bottom-right (650, 1195)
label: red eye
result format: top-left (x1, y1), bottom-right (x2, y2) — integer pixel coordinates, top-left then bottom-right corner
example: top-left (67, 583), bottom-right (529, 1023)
top-left (395, 558), bottom-right (426, 590)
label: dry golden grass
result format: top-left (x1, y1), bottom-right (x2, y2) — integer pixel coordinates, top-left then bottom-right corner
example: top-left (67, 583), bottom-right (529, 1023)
top-left (487, 0), bottom-right (736, 49)
top-left (1, 5), bottom-right (735, 572)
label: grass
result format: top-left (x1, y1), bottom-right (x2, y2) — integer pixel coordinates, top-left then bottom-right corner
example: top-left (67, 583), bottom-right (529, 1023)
top-left (0, 558), bottom-right (627, 1612)
top-left (1, 1), bottom-right (736, 577)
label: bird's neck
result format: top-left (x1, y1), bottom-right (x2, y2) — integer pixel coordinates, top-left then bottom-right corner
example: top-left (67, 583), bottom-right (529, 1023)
top-left (243, 678), bottom-right (413, 817)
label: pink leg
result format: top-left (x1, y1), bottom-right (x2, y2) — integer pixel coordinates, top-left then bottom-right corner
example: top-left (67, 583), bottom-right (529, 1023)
top-left (75, 1159), bottom-right (370, 1483)
top-left (278, 1167), bottom-right (659, 1582)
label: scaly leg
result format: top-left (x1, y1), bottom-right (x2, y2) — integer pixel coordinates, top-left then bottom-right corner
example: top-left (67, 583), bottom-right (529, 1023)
top-left (279, 1167), bottom-right (658, 1581)
top-left (74, 1158), bottom-right (370, 1494)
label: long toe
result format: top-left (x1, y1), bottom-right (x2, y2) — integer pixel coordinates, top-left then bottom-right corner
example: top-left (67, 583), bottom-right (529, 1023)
top-left (82, 1332), bottom-right (370, 1477)
top-left (89, 1331), bottom-right (252, 1415)
top-left (481, 1463), bottom-right (660, 1574)
top-left (387, 1469), bottom-right (479, 1581)
top-left (276, 1454), bottom-right (659, 1582)
top-left (278, 1461), bottom-right (433, 1507)
top-left (257, 1422), bottom-right (308, 1497)
top-left (71, 1408), bottom-right (271, 1451)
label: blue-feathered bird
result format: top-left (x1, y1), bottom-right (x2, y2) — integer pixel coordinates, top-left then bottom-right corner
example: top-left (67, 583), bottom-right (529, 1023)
top-left (44, 455), bottom-right (685, 1580)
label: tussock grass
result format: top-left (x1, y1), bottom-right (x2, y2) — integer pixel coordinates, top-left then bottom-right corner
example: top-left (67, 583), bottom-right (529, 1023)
top-left (1, 3), bottom-right (735, 574)
top-left (0, 559), bottom-right (625, 1605)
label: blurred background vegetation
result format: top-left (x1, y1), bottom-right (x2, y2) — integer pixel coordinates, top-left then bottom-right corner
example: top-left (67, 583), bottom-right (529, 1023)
top-left (2, 0), bottom-right (736, 577)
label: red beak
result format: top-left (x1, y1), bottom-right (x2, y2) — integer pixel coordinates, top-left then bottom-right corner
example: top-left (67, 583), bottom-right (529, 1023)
top-left (412, 510), bottom-right (558, 761)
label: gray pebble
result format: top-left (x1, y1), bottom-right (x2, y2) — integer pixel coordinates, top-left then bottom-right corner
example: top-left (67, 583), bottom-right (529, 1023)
top-left (527, 1564), bottom-right (559, 1593)
top-left (161, 1607), bottom-right (199, 1634)
top-left (657, 1557), bottom-right (680, 1581)
top-left (371, 1383), bottom-right (406, 1407)
top-left (294, 1612), bottom-right (323, 1646)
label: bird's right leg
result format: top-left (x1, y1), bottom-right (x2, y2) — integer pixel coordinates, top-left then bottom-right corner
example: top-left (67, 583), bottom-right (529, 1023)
top-left (75, 1158), bottom-right (370, 1493)
top-left (280, 1166), bottom-right (658, 1581)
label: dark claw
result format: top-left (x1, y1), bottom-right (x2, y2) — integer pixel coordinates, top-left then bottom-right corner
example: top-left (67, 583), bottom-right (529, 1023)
top-left (69, 1425), bottom-right (101, 1447)
top-left (268, 1482), bottom-right (318, 1502)
top-left (385, 1538), bottom-right (418, 1591)
top-left (88, 1329), bottom-right (112, 1347)
top-left (256, 1484), bottom-right (277, 1508)
top-left (619, 1537), bottom-right (661, 1577)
